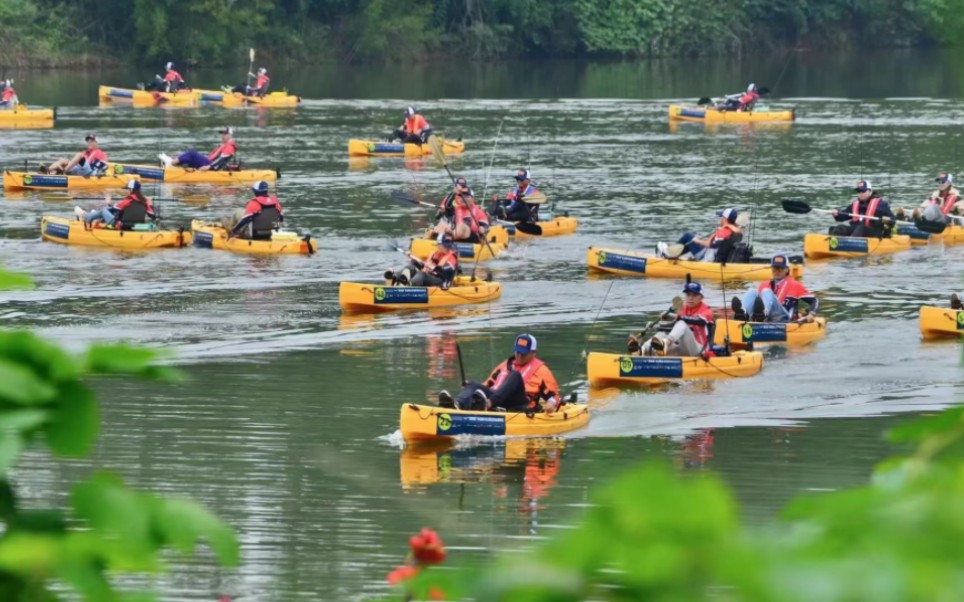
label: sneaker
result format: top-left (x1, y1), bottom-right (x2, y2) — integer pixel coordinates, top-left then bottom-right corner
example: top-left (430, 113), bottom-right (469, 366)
top-left (952, 293), bottom-right (962, 310)
top-left (221, 85), bottom-right (233, 93)
top-left (731, 296), bottom-right (749, 321)
top-left (74, 206), bottom-right (87, 223)
top-left (470, 389), bottom-right (490, 411)
top-left (751, 297), bottom-right (766, 322)
top-left (38, 164), bottom-right (48, 174)
top-left (384, 269), bottom-right (395, 282)
top-left (649, 336), bottom-right (666, 356)
top-left (437, 390), bottom-right (455, 408)
top-left (158, 153), bottom-right (174, 167)
top-left (627, 334), bottom-right (641, 354)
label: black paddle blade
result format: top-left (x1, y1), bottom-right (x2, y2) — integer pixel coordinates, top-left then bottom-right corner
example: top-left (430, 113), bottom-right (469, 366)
top-left (697, 97), bottom-right (712, 105)
top-left (781, 199), bottom-right (812, 214)
top-left (913, 218), bottom-right (948, 234)
top-left (389, 190), bottom-right (417, 206)
top-left (514, 222), bottom-right (543, 236)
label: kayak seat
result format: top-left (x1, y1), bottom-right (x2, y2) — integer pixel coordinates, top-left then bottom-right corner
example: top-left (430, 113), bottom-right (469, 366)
top-left (251, 206), bottom-right (281, 240)
top-left (115, 201), bottom-right (148, 230)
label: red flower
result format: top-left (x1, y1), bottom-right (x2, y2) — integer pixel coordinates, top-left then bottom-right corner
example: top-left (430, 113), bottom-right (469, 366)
top-left (387, 564), bottom-right (420, 585)
top-left (409, 528), bottom-right (446, 565)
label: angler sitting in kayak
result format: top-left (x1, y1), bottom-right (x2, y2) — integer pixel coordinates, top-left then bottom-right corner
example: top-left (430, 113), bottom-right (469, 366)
top-left (490, 169), bottom-right (540, 223)
top-left (656, 208), bottom-right (743, 262)
top-left (142, 62), bottom-right (186, 93)
top-left (437, 334), bottom-right (562, 413)
top-left (386, 233), bottom-right (459, 288)
top-left (635, 282), bottom-right (715, 358)
top-left (75, 180), bottom-right (156, 229)
top-left (228, 181), bottom-right (283, 240)
top-left (229, 67), bottom-right (270, 97)
top-left (0, 80), bottom-right (18, 109)
top-left (829, 180), bottom-right (895, 238)
top-left (44, 134), bottom-right (109, 176)
top-left (158, 127), bottom-right (236, 171)
top-left (389, 107), bottom-right (432, 144)
top-left (896, 172), bottom-right (963, 225)
top-left (433, 177), bottom-right (489, 243)
top-left (731, 254), bottom-right (819, 323)
top-left (719, 83), bottom-right (761, 111)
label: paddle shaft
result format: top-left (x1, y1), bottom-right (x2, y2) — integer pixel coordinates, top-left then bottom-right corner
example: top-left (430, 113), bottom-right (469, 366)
top-left (246, 48), bottom-right (255, 89)
top-left (456, 341), bottom-right (467, 386)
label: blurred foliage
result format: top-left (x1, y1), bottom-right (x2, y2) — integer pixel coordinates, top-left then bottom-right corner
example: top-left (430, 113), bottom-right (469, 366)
top-left (0, 268), bottom-right (238, 601)
top-left (0, 0), bottom-right (962, 65)
top-left (385, 407), bottom-right (964, 601)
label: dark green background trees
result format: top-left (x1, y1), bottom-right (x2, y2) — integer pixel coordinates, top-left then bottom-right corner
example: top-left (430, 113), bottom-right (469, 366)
top-left (1, 0), bottom-right (961, 66)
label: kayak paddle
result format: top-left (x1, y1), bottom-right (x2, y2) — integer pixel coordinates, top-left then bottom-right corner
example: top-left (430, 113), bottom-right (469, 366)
top-left (390, 190), bottom-right (435, 209)
top-left (781, 198), bottom-right (947, 234)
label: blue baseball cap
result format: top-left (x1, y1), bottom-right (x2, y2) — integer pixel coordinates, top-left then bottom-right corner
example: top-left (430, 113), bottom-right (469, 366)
top-left (715, 208), bottom-right (738, 224)
top-left (682, 282), bottom-right (703, 296)
top-left (515, 169), bottom-right (531, 181)
top-left (937, 172), bottom-right (953, 184)
top-left (855, 180), bottom-right (872, 192)
top-left (514, 334), bottom-right (537, 354)
top-left (770, 254), bottom-right (789, 269)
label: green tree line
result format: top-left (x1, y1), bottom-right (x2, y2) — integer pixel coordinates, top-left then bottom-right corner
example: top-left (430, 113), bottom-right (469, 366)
top-left (1, 0), bottom-right (963, 66)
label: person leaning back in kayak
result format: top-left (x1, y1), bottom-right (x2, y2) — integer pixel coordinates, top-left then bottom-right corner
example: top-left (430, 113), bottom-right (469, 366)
top-left (433, 177), bottom-right (489, 243)
top-left (229, 181), bottom-right (283, 240)
top-left (75, 180), bottom-right (156, 229)
top-left (389, 107), bottom-right (432, 144)
top-left (656, 207), bottom-right (743, 262)
top-left (640, 282), bottom-right (715, 358)
top-left (438, 334), bottom-right (562, 413)
top-left (230, 67), bottom-right (271, 97)
top-left (896, 172), bottom-right (963, 225)
top-left (490, 169), bottom-right (541, 223)
top-left (159, 127), bottom-right (237, 171)
top-left (0, 80), bottom-right (18, 110)
top-left (731, 254), bottom-right (819, 323)
top-left (829, 180), bottom-right (895, 238)
top-left (386, 232), bottom-right (459, 288)
top-left (721, 83), bottom-right (760, 111)
top-left (43, 134), bottom-right (109, 176)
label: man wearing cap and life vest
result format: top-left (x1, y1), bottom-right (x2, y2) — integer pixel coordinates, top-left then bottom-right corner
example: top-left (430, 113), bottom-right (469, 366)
top-left (390, 107), bottom-right (432, 144)
top-left (490, 169), bottom-right (541, 223)
top-left (44, 134), bottom-right (110, 176)
top-left (721, 83), bottom-right (760, 111)
top-left (433, 177), bottom-right (489, 243)
top-left (162, 62), bottom-right (186, 92)
top-left (159, 127), bottom-right (237, 171)
top-left (731, 254), bottom-right (819, 323)
top-left (830, 180), bottom-right (895, 238)
top-left (0, 80), bottom-right (18, 109)
top-left (388, 233), bottom-right (460, 288)
top-left (640, 282), bottom-right (715, 358)
top-left (657, 208), bottom-right (743, 262)
top-left (230, 181), bottom-right (283, 240)
top-left (75, 180), bottom-right (156, 229)
top-left (437, 334), bottom-right (562, 413)
top-left (899, 172), bottom-right (963, 224)
top-left (230, 67), bottom-right (271, 96)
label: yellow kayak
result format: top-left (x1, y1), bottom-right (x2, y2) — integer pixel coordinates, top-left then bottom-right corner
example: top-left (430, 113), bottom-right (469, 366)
top-left (919, 306), bottom-right (963, 338)
top-left (348, 138), bottom-right (465, 157)
top-left (714, 317), bottom-right (828, 347)
top-left (194, 89), bottom-right (300, 107)
top-left (399, 403), bottom-right (590, 442)
top-left (587, 247), bottom-right (804, 281)
top-left (409, 237), bottom-right (507, 262)
top-left (803, 233), bottom-right (912, 259)
top-left (98, 86), bottom-right (197, 107)
top-left (4, 170), bottom-right (139, 191)
top-left (491, 216), bottom-right (579, 239)
top-left (339, 276), bottom-right (501, 312)
top-left (668, 104), bottom-right (795, 123)
top-left (897, 222), bottom-right (964, 246)
top-left (40, 215), bottom-right (191, 250)
top-left (0, 105), bottom-right (55, 129)
top-left (586, 350), bottom-right (764, 387)
top-left (190, 220), bottom-right (315, 255)
top-left (113, 163), bottom-right (278, 184)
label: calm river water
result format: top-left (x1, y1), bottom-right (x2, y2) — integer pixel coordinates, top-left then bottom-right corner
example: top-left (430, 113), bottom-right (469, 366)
top-left (1, 49), bottom-right (962, 600)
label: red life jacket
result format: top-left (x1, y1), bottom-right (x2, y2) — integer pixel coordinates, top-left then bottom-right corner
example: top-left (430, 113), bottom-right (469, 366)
top-left (490, 357), bottom-right (546, 390)
top-left (937, 191), bottom-right (959, 215)
top-left (244, 195), bottom-right (283, 214)
top-left (426, 248), bottom-right (458, 272)
top-left (208, 140), bottom-right (237, 161)
top-left (163, 70), bottom-right (184, 83)
top-left (114, 194), bottom-right (155, 214)
top-left (82, 148), bottom-right (109, 170)
top-left (710, 224), bottom-right (738, 246)
top-left (680, 302), bottom-right (715, 347)
top-left (850, 197), bottom-right (881, 226)
top-left (738, 91), bottom-right (759, 109)
top-left (255, 74), bottom-right (270, 89)
top-left (405, 114), bottom-right (429, 133)
top-left (454, 203), bottom-right (487, 234)
top-left (757, 277), bottom-right (810, 303)
top-left (0, 88), bottom-right (14, 102)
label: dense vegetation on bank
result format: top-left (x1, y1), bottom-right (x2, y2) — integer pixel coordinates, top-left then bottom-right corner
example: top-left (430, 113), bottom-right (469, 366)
top-left (1, 0), bottom-right (962, 66)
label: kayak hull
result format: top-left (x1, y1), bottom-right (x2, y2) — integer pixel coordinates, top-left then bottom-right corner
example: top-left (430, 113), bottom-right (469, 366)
top-left (98, 86), bottom-right (197, 107)
top-left (587, 350), bottom-right (764, 386)
top-left (348, 138), bottom-right (465, 157)
top-left (803, 233), bottom-right (912, 258)
top-left (339, 276), bottom-right (501, 312)
top-left (190, 220), bottom-right (315, 255)
top-left (113, 164), bottom-right (278, 183)
top-left (4, 170), bottom-right (139, 191)
top-left (714, 317), bottom-right (828, 347)
top-left (897, 223), bottom-right (964, 246)
top-left (492, 216), bottom-right (579, 238)
top-left (194, 89), bottom-right (300, 107)
top-left (0, 106), bottom-right (55, 129)
top-left (668, 104), bottom-right (795, 123)
top-left (399, 403), bottom-right (590, 442)
top-left (919, 306), bottom-right (964, 338)
top-left (409, 237), bottom-right (507, 262)
top-left (40, 215), bottom-right (191, 250)
top-left (586, 247), bottom-right (804, 281)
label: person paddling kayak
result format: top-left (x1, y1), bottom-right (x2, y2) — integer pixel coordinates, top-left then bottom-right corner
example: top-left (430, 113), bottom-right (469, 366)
top-left (432, 177), bottom-right (489, 243)
top-left (227, 181), bottom-right (283, 240)
top-left (829, 180), bottom-right (895, 238)
top-left (74, 180), bottom-right (156, 229)
top-left (386, 233), bottom-right (459, 288)
top-left (43, 134), bottom-right (109, 176)
top-left (895, 172), bottom-right (963, 225)
top-left (141, 62), bottom-right (187, 93)
top-left (719, 83), bottom-right (761, 111)
top-left (490, 169), bottom-right (541, 223)
top-left (656, 208), bottom-right (745, 262)
top-left (0, 80), bottom-right (18, 109)
top-left (437, 334), bottom-right (562, 413)
top-left (730, 254), bottom-right (819, 323)
top-left (389, 107), bottom-right (432, 144)
top-left (228, 67), bottom-right (271, 97)
top-left (158, 127), bottom-right (237, 171)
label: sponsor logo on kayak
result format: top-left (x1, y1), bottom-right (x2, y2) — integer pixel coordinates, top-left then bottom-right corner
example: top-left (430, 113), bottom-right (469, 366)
top-left (896, 223), bottom-right (930, 240)
top-left (193, 231), bottom-right (214, 249)
top-left (957, 311), bottom-right (964, 330)
top-left (436, 413), bottom-right (506, 436)
top-left (828, 237), bottom-right (869, 253)
top-left (43, 221), bottom-right (70, 240)
top-left (598, 251), bottom-right (646, 273)
top-left (24, 175), bottom-right (66, 188)
top-left (23, 174), bottom-right (32, 185)
top-left (741, 322), bottom-right (787, 342)
top-left (618, 356), bottom-right (684, 378)
top-left (374, 287), bottom-right (429, 304)
top-left (372, 143), bottom-right (404, 154)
